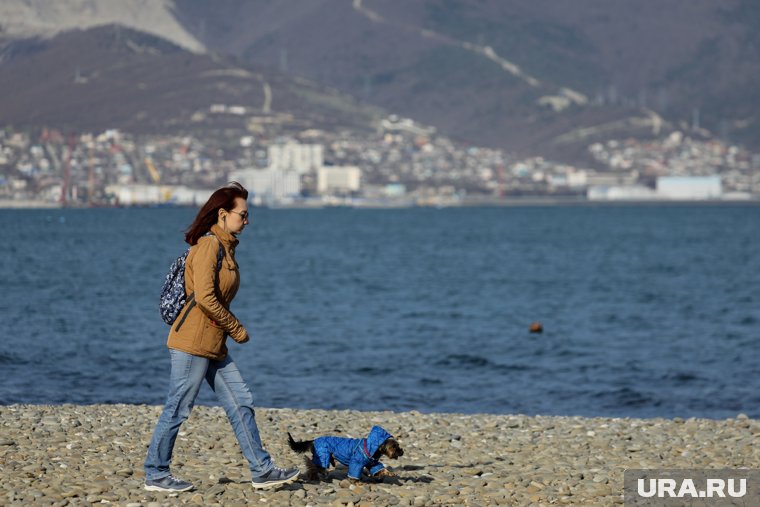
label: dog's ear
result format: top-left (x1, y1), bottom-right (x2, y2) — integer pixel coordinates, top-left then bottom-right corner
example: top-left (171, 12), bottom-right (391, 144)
top-left (373, 441), bottom-right (386, 460)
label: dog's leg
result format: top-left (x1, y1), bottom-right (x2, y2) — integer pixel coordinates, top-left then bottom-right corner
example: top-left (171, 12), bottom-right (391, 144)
top-left (303, 455), bottom-right (326, 482)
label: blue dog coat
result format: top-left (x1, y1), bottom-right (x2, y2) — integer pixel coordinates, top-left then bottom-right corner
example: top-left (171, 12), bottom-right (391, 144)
top-left (311, 425), bottom-right (393, 479)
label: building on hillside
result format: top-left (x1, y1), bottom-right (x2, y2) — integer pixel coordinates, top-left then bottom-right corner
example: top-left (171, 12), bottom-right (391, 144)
top-left (229, 168), bottom-right (301, 204)
top-left (268, 142), bottom-right (323, 174)
top-left (317, 166), bottom-right (361, 195)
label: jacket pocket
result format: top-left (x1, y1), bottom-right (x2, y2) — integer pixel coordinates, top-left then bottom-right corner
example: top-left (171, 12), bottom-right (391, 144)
top-left (174, 294), bottom-right (196, 333)
top-left (198, 318), bottom-right (226, 356)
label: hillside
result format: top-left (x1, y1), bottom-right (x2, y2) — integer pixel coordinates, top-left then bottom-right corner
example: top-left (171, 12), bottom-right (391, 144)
top-left (0, 0), bottom-right (203, 52)
top-left (173, 0), bottom-right (760, 158)
top-left (0, 25), bottom-right (383, 138)
top-left (1, 1), bottom-right (758, 163)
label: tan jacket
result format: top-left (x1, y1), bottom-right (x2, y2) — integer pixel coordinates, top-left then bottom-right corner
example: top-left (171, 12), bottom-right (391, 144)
top-left (167, 224), bottom-right (248, 359)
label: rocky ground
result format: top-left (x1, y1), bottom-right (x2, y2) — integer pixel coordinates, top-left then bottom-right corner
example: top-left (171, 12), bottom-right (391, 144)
top-left (0, 404), bottom-right (757, 506)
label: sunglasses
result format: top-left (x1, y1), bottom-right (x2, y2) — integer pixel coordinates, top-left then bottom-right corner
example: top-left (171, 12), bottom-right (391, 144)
top-left (229, 210), bottom-right (249, 220)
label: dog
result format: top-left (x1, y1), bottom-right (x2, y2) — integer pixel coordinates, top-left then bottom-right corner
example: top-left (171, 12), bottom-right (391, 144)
top-left (287, 425), bottom-right (404, 481)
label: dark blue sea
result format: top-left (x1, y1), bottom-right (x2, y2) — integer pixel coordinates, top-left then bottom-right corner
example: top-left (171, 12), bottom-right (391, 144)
top-left (1, 206), bottom-right (758, 419)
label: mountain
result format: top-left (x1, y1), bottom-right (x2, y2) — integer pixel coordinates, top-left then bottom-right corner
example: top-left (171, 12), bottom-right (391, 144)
top-left (1, 0), bottom-right (759, 162)
top-left (0, 0), bottom-right (203, 52)
top-left (0, 25), bottom-right (383, 137)
top-left (171, 0), bottom-right (760, 157)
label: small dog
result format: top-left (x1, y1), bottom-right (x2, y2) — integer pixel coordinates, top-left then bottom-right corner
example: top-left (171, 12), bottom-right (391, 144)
top-left (287, 425), bottom-right (404, 481)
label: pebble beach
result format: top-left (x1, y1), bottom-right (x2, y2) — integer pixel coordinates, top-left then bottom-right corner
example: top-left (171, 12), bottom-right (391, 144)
top-left (1, 404), bottom-right (757, 506)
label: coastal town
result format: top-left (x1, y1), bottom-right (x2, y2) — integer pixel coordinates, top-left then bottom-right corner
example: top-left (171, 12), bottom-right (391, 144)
top-left (1, 113), bottom-right (758, 208)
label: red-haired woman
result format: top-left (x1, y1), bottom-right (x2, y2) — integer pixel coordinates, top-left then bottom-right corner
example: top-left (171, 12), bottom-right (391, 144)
top-left (144, 182), bottom-right (299, 492)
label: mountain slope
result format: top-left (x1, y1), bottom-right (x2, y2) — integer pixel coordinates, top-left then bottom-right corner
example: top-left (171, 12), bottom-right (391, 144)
top-left (0, 25), bottom-right (383, 136)
top-left (173, 0), bottom-right (760, 156)
top-left (1, 1), bottom-right (758, 161)
top-left (0, 0), bottom-right (204, 52)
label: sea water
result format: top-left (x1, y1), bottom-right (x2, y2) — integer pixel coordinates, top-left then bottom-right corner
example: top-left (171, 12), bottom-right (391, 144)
top-left (1, 205), bottom-right (758, 418)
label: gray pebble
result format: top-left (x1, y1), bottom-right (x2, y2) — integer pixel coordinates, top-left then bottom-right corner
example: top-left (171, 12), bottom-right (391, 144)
top-left (0, 404), bottom-right (756, 505)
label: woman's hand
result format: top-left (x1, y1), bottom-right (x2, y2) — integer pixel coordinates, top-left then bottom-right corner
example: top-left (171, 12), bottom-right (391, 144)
top-left (231, 325), bottom-right (250, 343)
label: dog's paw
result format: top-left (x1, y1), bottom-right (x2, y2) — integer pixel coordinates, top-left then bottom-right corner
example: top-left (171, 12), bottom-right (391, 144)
top-left (374, 468), bottom-right (396, 478)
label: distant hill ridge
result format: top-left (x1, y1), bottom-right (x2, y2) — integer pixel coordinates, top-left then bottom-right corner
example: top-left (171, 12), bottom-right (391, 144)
top-left (2, 0), bottom-right (759, 161)
top-left (173, 0), bottom-right (760, 154)
top-left (0, 25), bottom-right (382, 137)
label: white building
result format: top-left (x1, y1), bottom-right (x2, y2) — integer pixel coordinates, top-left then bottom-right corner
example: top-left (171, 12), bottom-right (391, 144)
top-left (656, 176), bottom-right (722, 200)
top-left (380, 115), bottom-right (436, 136)
top-left (585, 171), bottom-right (638, 187)
top-left (317, 166), bottom-right (361, 195)
top-left (587, 185), bottom-right (658, 201)
top-left (105, 184), bottom-right (212, 206)
top-left (566, 170), bottom-right (589, 188)
top-left (268, 142), bottom-right (323, 174)
top-left (229, 168), bottom-right (301, 203)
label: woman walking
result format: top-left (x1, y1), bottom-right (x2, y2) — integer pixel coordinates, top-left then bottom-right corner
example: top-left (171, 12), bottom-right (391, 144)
top-left (144, 182), bottom-right (299, 492)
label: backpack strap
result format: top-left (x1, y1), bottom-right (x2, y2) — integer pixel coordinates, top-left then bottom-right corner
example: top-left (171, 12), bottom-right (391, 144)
top-left (203, 231), bottom-right (226, 276)
top-left (191, 232), bottom-right (226, 295)
top-left (215, 239), bottom-right (225, 273)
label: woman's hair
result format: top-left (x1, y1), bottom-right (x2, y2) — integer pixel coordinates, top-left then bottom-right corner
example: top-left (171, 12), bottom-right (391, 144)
top-left (185, 182), bottom-right (248, 245)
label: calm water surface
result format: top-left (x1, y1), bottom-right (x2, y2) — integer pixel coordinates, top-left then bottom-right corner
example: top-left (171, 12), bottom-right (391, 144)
top-left (1, 206), bottom-right (758, 418)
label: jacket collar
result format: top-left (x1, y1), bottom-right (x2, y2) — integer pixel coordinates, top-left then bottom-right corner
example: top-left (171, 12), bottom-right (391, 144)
top-left (210, 224), bottom-right (239, 249)
top-left (358, 438), bottom-right (372, 460)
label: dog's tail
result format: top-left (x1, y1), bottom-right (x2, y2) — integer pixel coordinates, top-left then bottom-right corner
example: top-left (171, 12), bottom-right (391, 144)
top-left (287, 432), bottom-right (313, 454)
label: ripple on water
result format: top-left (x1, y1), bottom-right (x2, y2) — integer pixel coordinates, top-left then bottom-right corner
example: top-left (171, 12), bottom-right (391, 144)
top-left (2, 207), bottom-right (759, 419)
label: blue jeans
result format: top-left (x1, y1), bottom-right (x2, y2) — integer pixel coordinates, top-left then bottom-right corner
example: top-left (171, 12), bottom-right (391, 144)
top-left (144, 349), bottom-right (273, 480)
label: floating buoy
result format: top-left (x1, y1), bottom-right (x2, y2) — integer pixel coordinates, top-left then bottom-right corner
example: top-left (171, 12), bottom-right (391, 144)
top-left (529, 321), bottom-right (543, 333)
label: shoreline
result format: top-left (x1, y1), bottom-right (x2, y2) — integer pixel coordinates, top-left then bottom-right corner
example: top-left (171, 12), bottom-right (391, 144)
top-left (3, 197), bottom-right (760, 210)
top-left (1, 404), bottom-right (757, 506)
